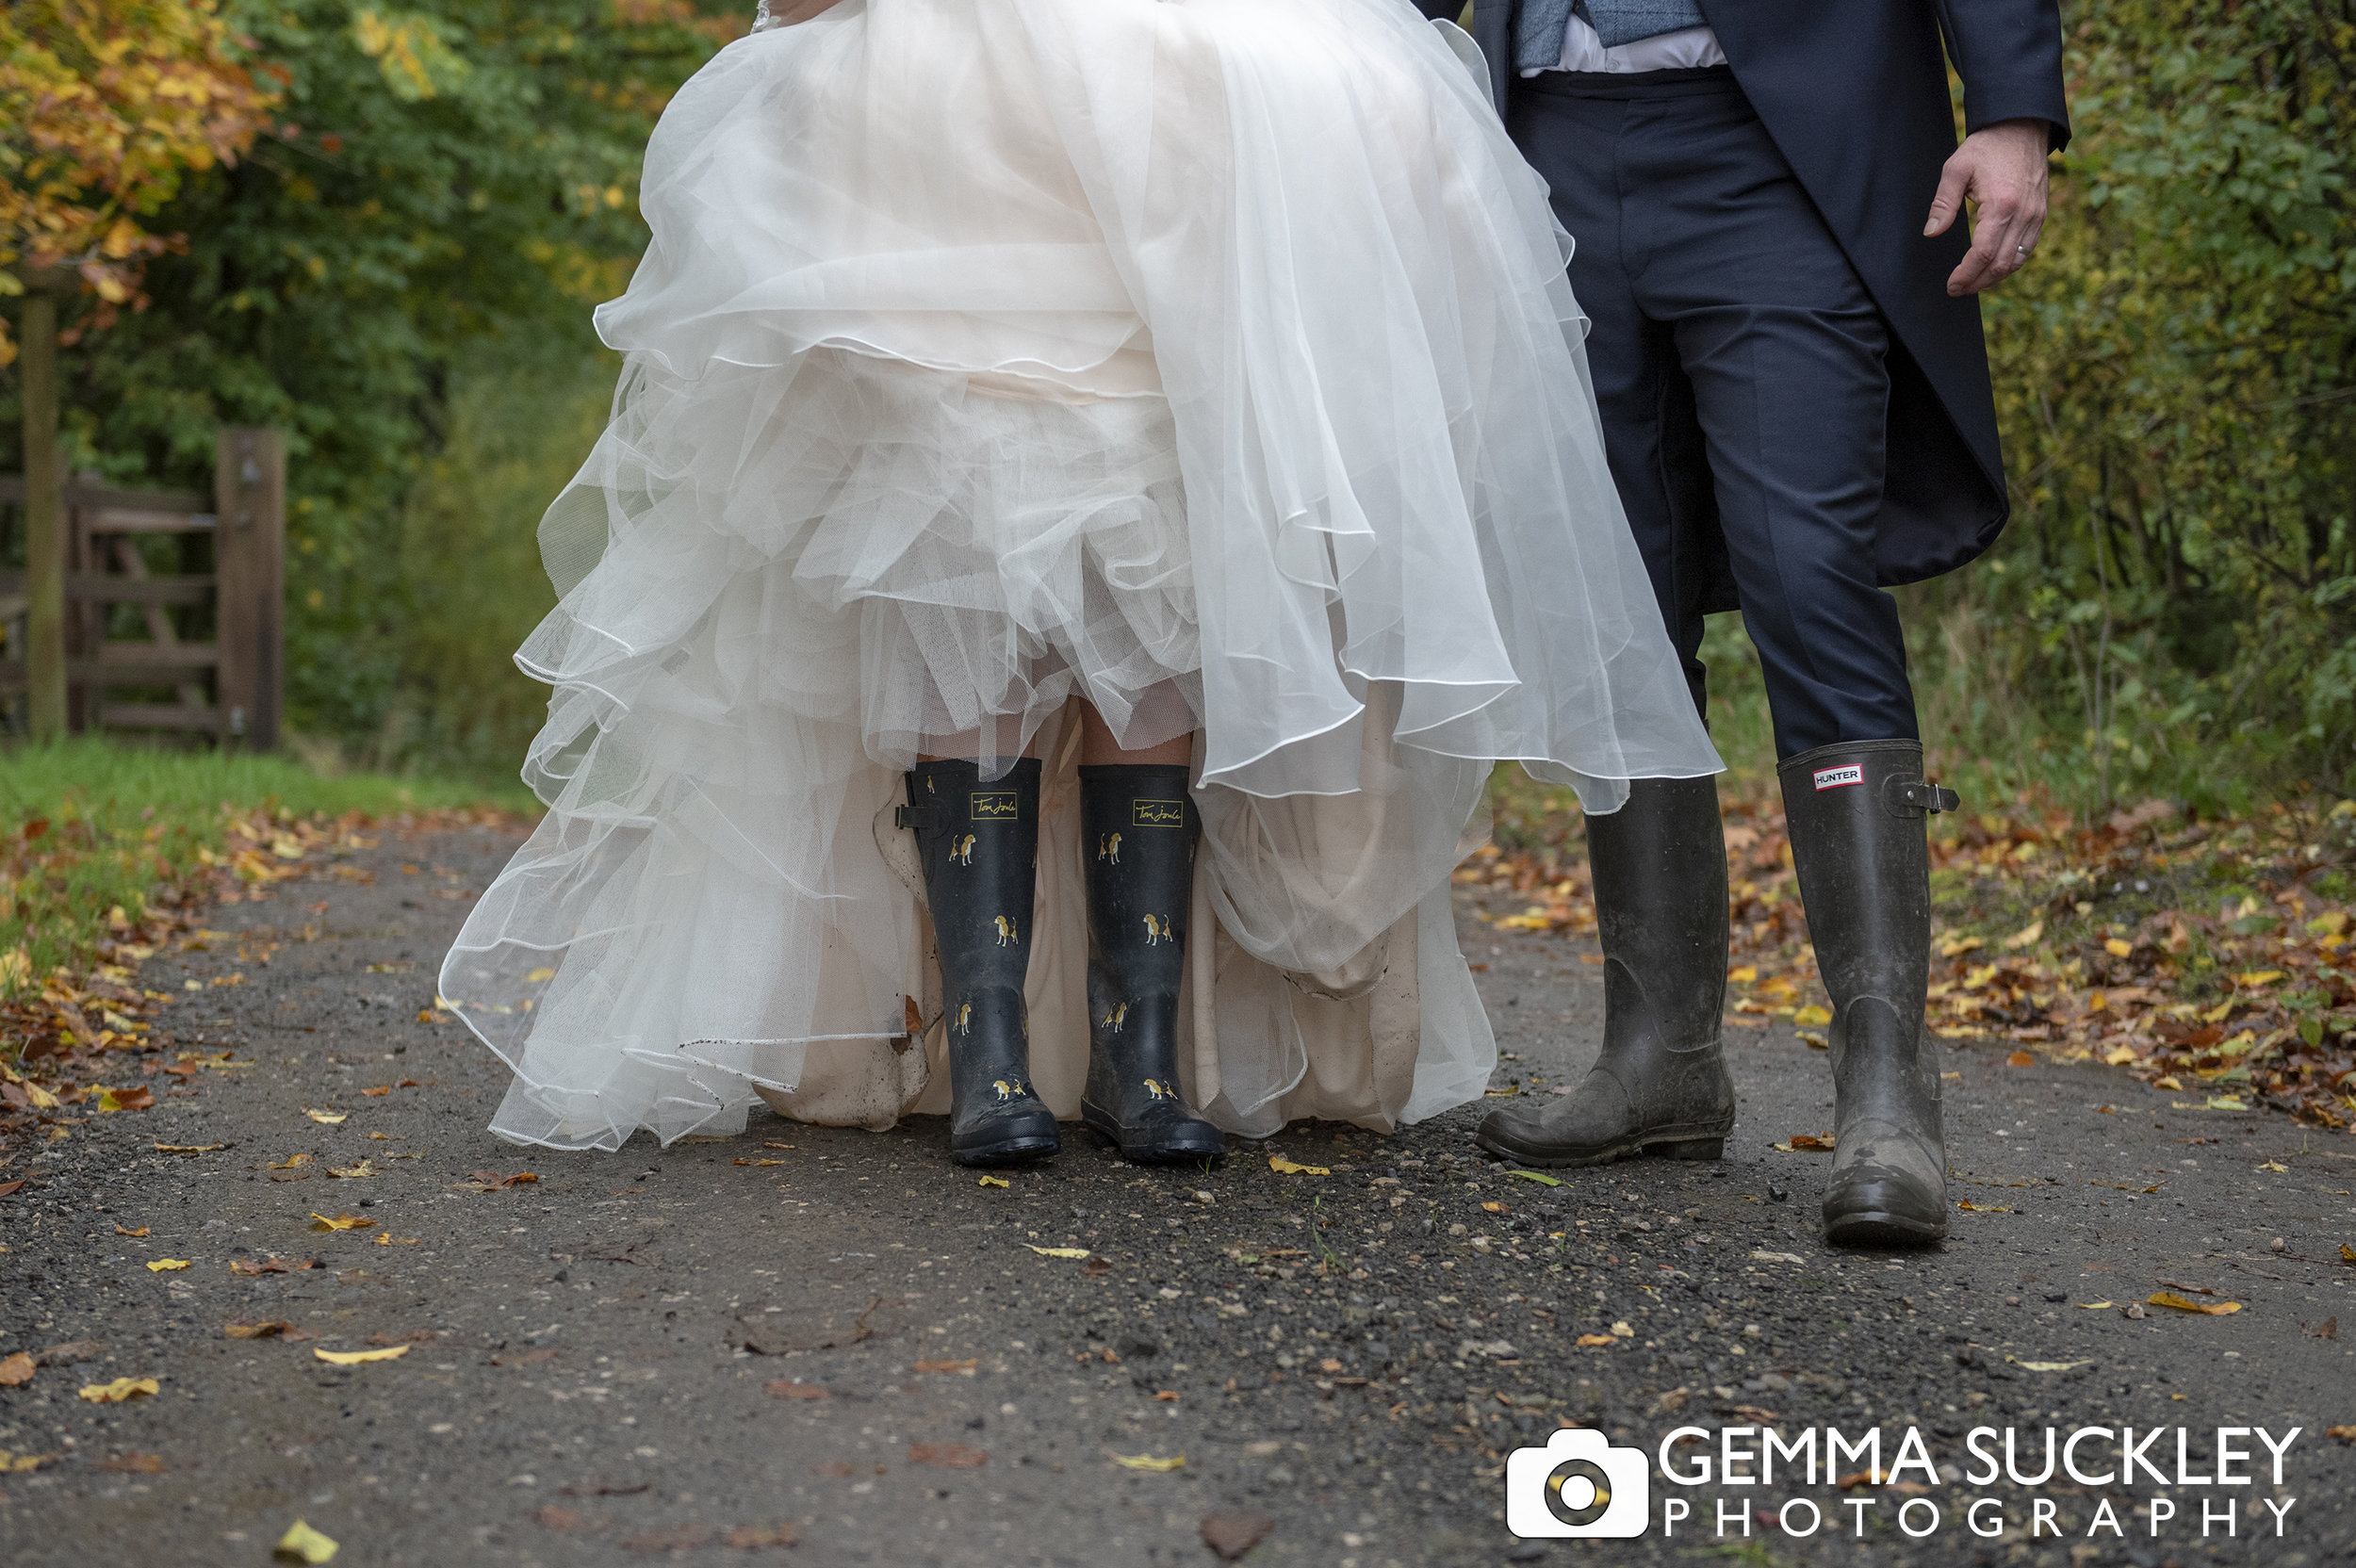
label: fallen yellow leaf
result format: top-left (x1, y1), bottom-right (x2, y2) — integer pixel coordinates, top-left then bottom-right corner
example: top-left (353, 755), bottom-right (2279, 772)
top-left (275, 1517), bottom-right (339, 1564)
top-left (976, 1175), bottom-right (1010, 1188)
top-left (1792, 1004), bottom-right (1832, 1027)
top-left (1956, 1200), bottom-right (2011, 1213)
top-left (2148, 1291), bottom-right (2241, 1315)
top-left (1024, 1246), bottom-right (1091, 1260)
top-left (326, 1162), bottom-right (374, 1179)
top-left (2234, 971), bottom-right (2285, 988)
top-left (1505, 1170), bottom-right (1561, 1186)
top-left (2341, 1244), bottom-right (2355, 1266)
top-left (270, 1154), bottom-right (311, 1169)
top-left (79, 1378), bottom-right (159, 1403)
top-left (524, 967), bottom-right (556, 983)
top-left (2003, 921), bottom-right (2044, 950)
top-left (2014, 1360), bottom-right (2094, 1373)
top-left (309, 1213), bottom-right (375, 1232)
top-left (1268, 1155), bottom-right (1330, 1176)
top-left (1575, 1333), bottom-right (1614, 1348)
top-left (313, 1345), bottom-right (410, 1365)
top-left (2103, 938), bottom-right (2134, 957)
top-left (224, 1320), bottom-right (296, 1339)
top-left (2257, 1160), bottom-right (2288, 1173)
top-left (115, 1223), bottom-right (150, 1237)
top-left (2102, 1045), bottom-right (2138, 1066)
top-left (1109, 1453), bottom-right (1185, 1472)
top-left (303, 1109), bottom-right (347, 1125)
top-left (145, 1258), bottom-right (191, 1272)
top-left (2153, 1075), bottom-right (2184, 1091)
top-left (152, 1143), bottom-right (225, 1153)
top-left (1611, 1321), bottom-right (1633, 1338)
top-left (2077, 1300), bottom-right (2114, 1310)
top-left (732, 1158), bottom-right (785, 1167)
top-left (1727, 965), bottom-right (1758, 983)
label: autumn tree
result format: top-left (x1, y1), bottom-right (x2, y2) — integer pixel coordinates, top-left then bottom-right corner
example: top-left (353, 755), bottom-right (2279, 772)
top-left (0, 0), bottom-right (276, 363)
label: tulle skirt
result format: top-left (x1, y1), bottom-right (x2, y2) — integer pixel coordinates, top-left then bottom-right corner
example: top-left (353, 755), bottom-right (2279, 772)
top-left (439, 0), bottom-right (1721, 1151)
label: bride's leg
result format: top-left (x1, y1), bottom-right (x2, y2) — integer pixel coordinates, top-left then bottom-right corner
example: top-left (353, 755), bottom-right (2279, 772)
top-left (906, 743), bottom-right (1060, 1168)
top-left (1074, 701), bottom-right (1223, 1163)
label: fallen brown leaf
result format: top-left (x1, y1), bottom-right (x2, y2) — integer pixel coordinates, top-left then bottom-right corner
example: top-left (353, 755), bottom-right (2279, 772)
top-left (534, 1505), bottom-right (595, 1533)
top-left (36, 1340), bottom-right (104, 1366)
top-left (1200, 1509), bottom-right (1277, 1561)
top-left (0, 1353), bottom-right (34, 1387)
top-left (0, 1180), bottom-right (26, 1198)
top-left (727, 1524), bottom-right (798, 1549)
top-left (94, 1453), bottom-right (166, 1474)
top-left (908, 1443), bottom-right (986, 1469)
top-left (910, 1359), bottom-right (978, 1376)
top-left (459, 1170), bottom-right (539, 1192)
top-left (766, 1381), bottom-right (830, 1400)
top-left (113, 1223), bottom-right (149, 1237)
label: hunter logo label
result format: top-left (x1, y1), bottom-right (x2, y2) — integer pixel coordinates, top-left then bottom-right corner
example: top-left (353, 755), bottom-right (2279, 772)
top-left (1132, 798), bottom-right (1185, 827)
top-left (970, 791), bottom-right (1019, 822)
top-left (1812, 764), bottom-right (1865, 792)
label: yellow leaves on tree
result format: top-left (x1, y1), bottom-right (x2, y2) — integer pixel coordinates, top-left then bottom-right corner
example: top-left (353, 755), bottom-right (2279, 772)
top-left (0, 0), bottom-right (278, 362)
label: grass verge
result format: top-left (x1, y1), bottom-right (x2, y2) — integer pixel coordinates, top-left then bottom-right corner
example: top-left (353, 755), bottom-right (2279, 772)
top-left (0, 736), bottom-right (531, 1020)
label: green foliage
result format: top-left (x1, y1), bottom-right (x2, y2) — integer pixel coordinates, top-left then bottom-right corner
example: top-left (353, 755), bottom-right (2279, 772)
top-left (1, 0), bottom-right (735, 747)
top-left (1914, 0), bottom-right (2356, 811)
top-left (380, 335), bottom-right (616, 779)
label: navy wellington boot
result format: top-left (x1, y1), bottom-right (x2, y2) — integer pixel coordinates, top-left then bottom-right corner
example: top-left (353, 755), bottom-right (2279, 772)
top-left (905, 759), bottom-right (1060, 1167)
top-left (1077, 765), bottom-right (1223, 1164)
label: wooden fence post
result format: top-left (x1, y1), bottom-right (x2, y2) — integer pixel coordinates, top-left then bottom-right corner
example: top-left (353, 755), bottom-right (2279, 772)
top-left (18, 293), bottom-right (66, 741)
top-left (212, 427), bottom-right (286, 748)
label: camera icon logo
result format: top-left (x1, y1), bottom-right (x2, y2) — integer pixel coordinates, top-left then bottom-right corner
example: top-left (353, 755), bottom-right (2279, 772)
top-left (1505, 1428), bottom-right (1650, 1539)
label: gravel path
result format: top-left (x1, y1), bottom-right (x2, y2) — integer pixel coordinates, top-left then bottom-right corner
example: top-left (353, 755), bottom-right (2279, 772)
top-left (2, 822), bottom-right (2350, 1566)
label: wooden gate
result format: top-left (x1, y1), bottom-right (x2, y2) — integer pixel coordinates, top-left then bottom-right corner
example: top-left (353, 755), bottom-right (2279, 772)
top-left (0, 427), bottom-right (285, 745)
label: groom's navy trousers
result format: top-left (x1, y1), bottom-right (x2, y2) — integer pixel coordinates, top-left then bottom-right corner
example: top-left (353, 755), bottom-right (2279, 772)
top-left (1511, 67), bottom-right (1917, 759)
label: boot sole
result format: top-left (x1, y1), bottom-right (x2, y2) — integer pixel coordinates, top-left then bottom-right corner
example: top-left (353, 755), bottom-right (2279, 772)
top-left (1081, 1107), bottom-right (1223, 1166)
top-left (1474, 1129), bottom-right (1727, 1168)
top-left (950, 1134), bottom-right (1060, 1168)
top-left (1824, 1210), bottom-right (1946, 1248)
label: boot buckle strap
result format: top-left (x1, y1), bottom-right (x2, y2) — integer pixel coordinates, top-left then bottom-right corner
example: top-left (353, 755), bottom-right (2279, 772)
top-left (1884, 777), bottom-right (1960, 817)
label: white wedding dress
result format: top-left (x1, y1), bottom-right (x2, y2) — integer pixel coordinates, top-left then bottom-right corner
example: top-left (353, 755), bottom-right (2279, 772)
top-left (440, 0), bottom-right (1721, 1152)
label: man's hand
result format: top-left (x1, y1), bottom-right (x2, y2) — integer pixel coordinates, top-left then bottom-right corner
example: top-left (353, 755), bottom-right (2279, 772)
top-left (1924, 120), bottom-right (2053, 296)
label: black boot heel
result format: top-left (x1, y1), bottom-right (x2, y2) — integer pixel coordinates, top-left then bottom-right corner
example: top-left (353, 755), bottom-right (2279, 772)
top-left (1078, 764), bottom-right (1223, 1165)
top-left (1644, 1136), bottom-right (1725, 1161)
top-left (906, 759), bottom-right (1060, 1168)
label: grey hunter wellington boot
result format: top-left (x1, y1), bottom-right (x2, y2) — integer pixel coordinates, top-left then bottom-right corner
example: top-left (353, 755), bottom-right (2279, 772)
top-left (1077, 765), bottom-right (1223, 1164)
top-left (1477, 776), bottom-right (1735, 1166)
top-left (904, 759), bottom-right (1060, 1167)
top-left (1778, 741), bottom-right (1959, 1246)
